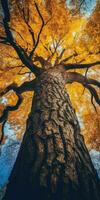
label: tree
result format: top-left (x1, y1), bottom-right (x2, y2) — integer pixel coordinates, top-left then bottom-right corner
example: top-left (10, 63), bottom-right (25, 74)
top-left (0, 0), bottom-right (100, 200)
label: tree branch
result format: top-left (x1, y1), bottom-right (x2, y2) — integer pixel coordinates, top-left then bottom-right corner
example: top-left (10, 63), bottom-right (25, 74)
top-left (33, 54), bottom-right (49, 67)
top-left (0, 79), bottom-right (36, 97)
top-left (0, 94), bottom-right (23, 124)
top-left (66, 72), bottom-right (100, 87)
top-left (64, 61), bottom-right (100, 70)
top-left (59, 49), bottom-right (80, 65)
top-left (16, 1), bottom-right (36, 48)
top-left (0, 93), bottom-right (23, 144)
top-left (55, 49), bottom-right (66, 65)
top-left (66, 72), bottom-right (100, 105)
top-left (29, 2), bottom-right (51, 59)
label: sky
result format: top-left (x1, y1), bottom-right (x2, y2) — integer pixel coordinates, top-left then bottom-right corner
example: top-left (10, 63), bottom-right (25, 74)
top-left (66, 0), bottom-right (97, 16)
top-left (0, 123), bottom-right (20, 187)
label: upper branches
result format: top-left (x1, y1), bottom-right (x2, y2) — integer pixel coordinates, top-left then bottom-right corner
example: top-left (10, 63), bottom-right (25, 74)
top-left (29, 1), bottom-right (45, 59)
top-left (29, 2), bottom-right (51, 59)
top-left (16, 0), bottom-right (51, 60)
top-left (16, 0), bottom-right (35, 48)
top-left (0, 0), bottom-right (43, 76)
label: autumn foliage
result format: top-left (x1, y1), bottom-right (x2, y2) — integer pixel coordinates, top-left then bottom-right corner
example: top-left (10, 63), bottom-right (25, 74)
top-left (0, 0), bottom-right (100, 150)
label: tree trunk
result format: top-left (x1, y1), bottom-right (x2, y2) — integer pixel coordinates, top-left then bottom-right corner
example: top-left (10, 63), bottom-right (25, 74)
top-left (3, 69), bottom-right (100, 200)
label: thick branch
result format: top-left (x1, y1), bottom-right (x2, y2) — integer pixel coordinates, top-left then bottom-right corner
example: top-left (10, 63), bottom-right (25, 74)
top-left (33, 54), bottom-right (49, 67)
top-left (1, 0), bottom-right (43, 76)
top-left (64, 61), bottom-right (100, 70)
top-left (0, 79), bottom-right (36, 97)
top-left (66, 72), bottom-right (100, 87)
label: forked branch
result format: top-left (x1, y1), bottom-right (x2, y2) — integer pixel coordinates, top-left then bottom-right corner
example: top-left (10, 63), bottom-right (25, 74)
top-left (0, 79), bottom-right (36, 144)
top-left (66, 72), bottom-right (100, 106)
top-left (29, 2), bottom-right (51, 59)
top-left (16, 0), bottom-right (36, 48)
top-left (33, 54), bottom-right (47, 67)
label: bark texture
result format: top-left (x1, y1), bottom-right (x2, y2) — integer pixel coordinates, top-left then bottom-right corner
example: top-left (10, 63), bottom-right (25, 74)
top-left (3, 68), bottom-right (100, 200)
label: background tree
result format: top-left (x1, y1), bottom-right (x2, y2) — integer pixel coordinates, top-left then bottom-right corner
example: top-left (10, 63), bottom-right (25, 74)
top-left (0, 0), bottom-right (100, 200)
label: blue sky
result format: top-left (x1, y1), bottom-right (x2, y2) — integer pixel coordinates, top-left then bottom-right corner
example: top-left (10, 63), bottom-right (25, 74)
top-left (66, 0), bottom-right (97, 16)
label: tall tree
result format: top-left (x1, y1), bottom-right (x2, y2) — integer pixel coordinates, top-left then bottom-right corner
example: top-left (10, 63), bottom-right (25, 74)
top-left (0, 0), bottom-right (100, 200)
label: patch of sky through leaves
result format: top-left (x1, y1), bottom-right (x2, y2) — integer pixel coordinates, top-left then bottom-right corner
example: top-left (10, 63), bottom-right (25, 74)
top-left (66, 0), bottom-right (97, 17)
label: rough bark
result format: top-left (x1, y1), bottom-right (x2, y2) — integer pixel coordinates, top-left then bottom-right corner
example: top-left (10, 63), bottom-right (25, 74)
top-left (3, 68), bottom-right (100, 200)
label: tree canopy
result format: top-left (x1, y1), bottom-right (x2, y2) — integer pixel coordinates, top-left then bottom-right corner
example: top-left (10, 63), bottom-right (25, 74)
top-left (0, 0), bottom-right (100, 150)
